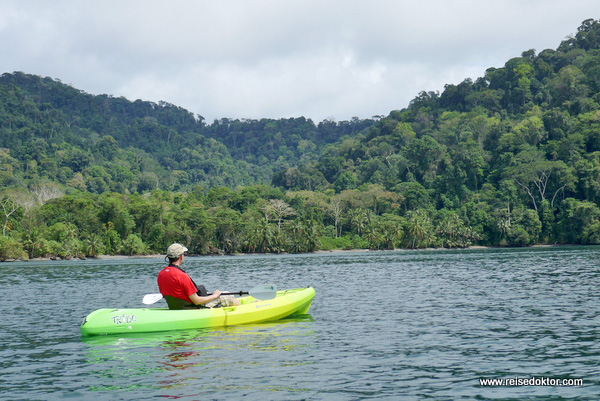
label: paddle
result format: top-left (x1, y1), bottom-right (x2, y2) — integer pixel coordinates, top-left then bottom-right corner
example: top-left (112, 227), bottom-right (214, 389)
top-left (142, 284), bottom-right (277, 305)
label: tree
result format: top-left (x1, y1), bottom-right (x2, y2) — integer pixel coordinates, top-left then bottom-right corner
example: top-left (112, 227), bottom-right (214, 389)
top-left (0, 236), bottom-right (27, 260)
top-left (348, 208), bottom-right (370, 235)
top-left (373, 214), bottom-right (404, 249)
top-left (514, 114), bottom-right (546, 146)
top-left (403, 135), bottom-right (446, 185)
top-left (436, 211), bottom-right (479, 248)
top-left (574, 18), bottom-right (600, 50)
top-left (98, 194), bottom-right (136, 239)
top-left (85, 233), bottom-right (104, 257)
top-left (95, 135), bottom-right (119, 160)
top-left (556, 198), bottom-right (600, 244)
top-left (286, 218), bottom-right (319, 253)
top-left (576, 152), bottom-right (600, 203)
top-left (21, 228), bottom-right (47, 258)
top-left (121, 234), bottom-right (146, 255)
top-left (102, 221), bottom-right (121, 254)
top-left (31, 183), bottom-right (64, 204)
top-left (272, 166), bottom-right (328, 191)
top-left (329, 197), bottom-right (344, 237)
top-left (0, 195), bottom-right (20, 236)
top-left (212, 207), bottom-right (242, 254)
top-left (255, 217), bottom-right (274, 253)
top-left (548, 65), bottom-right (589, 105)
top-left (264, 199), bottom-right (296, 234)
top-left (405, 210), bottom-right (433, 248)
top-left (334, 171), bottom-right (358, 192)
top-left (394, 182), bottom-right (432, 212)
top-left (507, 149), bottom-right (576, 211)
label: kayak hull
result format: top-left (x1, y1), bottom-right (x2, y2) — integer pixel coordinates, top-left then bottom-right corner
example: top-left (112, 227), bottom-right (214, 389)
top-left (81, 287), bottom-right (315, 336)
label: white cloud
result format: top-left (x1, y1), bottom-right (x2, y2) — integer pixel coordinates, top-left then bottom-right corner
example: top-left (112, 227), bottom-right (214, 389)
top-left (0, 0), bottom-right (598, 122)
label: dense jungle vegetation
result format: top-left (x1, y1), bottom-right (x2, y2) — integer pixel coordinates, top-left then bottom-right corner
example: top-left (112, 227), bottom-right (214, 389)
top-left (1, 19), bottom-right (600, 259)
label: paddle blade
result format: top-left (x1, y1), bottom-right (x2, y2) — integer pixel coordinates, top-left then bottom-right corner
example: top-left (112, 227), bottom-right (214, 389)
top-left (142, 293), bottom-right (163, 305)
top-left (248, 284), bottom-right (277, 300)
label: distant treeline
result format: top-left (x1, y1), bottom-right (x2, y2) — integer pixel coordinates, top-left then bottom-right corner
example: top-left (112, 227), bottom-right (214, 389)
top-left (0, 183), bottom-right (598, 260)
top-left (1, 19), bottom-right (600, 259)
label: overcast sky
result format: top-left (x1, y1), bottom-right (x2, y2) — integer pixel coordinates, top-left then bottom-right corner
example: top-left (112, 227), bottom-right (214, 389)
top-left (0, 1), bottom-right (597, 123)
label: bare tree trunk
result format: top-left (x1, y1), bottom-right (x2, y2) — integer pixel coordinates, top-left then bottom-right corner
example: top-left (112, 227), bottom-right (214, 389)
top-left (0, 197), bottom-right (19, 236)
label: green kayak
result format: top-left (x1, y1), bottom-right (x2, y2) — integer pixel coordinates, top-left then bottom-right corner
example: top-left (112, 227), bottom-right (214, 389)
top-left (81, 287), bottom-right (315, 336)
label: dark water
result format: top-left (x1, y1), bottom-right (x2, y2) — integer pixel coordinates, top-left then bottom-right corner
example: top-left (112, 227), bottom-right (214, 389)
top-left (0, 247), bottom-right (598, 400)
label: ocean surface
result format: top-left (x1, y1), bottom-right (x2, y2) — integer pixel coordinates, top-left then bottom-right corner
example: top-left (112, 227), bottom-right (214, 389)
top-left (0, 247), bottom-right (598, 400)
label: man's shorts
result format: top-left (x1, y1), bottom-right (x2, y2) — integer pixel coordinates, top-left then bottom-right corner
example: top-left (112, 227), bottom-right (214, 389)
top-left (204, 294), bottom-right (237, 308)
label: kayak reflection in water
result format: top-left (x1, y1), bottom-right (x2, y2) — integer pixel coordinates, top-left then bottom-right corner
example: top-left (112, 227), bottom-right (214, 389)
top-left (157, 243), bottom-right (240, 310)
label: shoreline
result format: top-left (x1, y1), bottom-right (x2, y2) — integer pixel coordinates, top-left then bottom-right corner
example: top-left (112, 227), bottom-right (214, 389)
top-left (2, 243), bottom-right (580, 263)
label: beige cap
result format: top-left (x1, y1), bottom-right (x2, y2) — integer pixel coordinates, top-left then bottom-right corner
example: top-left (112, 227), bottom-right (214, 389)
top-left (166, 243), bottom-right (188, 258)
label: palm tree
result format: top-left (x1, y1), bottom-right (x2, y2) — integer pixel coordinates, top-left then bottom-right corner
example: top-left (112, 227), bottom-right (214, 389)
top-left (365, 225), bottom-right (383, 249)
top-left (287, 219), bottom-right (304, 253)
top-left (62, 223), bottom-right (79, 258)
top-left (256, 218), bottom-right (274, 253)
top-left (300, 219), bottom-right (319, 252)
top-left (85, 234), bottom-right (103, 257)
top-left (349, 208), bottom-right (368, 235)
top-left (386, 222), bottom-right (404, 249)
top-left (406, 210), bottom-right (431, 249)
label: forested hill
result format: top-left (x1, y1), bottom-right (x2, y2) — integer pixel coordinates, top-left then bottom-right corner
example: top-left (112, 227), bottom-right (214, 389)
top-left (0, 72), bottom-right (375, 193)
top-left (285, 18), bottom-right (600, 193)
top-left (1, 19), bottom-right (600, 259)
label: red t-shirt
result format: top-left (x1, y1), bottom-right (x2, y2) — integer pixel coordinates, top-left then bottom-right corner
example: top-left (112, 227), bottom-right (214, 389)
top-left (157, 265), bottom-right (197, 302)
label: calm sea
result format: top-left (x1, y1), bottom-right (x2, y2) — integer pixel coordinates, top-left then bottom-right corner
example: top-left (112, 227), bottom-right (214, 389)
top-left (0, 247), bottom-right (598, 400)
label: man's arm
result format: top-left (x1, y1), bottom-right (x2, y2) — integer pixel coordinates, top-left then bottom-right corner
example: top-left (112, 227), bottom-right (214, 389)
top-left (189, 290), bottom-right (222, 305)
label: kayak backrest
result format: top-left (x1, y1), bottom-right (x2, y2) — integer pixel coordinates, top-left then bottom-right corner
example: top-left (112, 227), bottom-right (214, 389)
top-left (164, 295), bottom-right (191, 310)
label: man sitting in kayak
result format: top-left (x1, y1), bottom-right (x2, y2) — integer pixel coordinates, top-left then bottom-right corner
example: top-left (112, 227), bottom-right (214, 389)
top-left (157, 243), bottom-right (240, 309)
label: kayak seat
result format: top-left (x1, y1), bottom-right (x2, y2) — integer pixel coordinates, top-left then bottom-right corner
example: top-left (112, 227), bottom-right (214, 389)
top-left (164, 295), bottom-right (197, 310)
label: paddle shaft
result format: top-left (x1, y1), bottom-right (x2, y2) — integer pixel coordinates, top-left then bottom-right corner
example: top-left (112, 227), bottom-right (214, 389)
top-left (143, 284), bottom-right (277, 304)
top-left (215, 291), bottom-right (248, 296)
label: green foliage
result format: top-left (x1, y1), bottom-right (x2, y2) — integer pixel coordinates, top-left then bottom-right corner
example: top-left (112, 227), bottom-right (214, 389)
top-left (555, 198), bottom-right (600, 244)
top-left (0, 235), bottom-right (27, 260)
top-left (318, 235), bottom-right (356, 251)
top-left (121, 234), bottom-right (147, 256)
top-left (2, 19), bottom-right (600, 257)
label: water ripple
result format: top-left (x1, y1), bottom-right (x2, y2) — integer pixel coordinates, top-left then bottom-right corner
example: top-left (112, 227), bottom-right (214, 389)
top-left (0, 247), bottom-right (598, 400)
